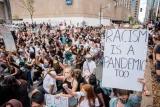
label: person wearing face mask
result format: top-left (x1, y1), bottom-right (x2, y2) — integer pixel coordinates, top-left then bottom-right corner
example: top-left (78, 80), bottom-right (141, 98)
top-left (63, 84), bottom-right (100, 107)
top-left (82, 54), bottom-right (96, 83)
top-left (48, 66), bottom-right (78, 95)
top-left (109, 89), bottom-right (142, 107)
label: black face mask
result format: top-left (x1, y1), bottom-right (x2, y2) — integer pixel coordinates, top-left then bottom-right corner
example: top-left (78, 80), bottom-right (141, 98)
top-left (119, 98), bottom-right (128, 104)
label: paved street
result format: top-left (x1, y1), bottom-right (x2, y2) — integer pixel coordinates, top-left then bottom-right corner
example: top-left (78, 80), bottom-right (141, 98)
top-left (141, 62), bottom-right (153, 107)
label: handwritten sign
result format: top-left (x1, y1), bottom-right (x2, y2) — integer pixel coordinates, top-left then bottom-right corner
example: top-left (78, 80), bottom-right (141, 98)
top-left (45, 94), bottom-right (77, 107)
top-left (0, 26), bottom-right (16, 52)
top-left (102, 29), bottom-right (148, 91)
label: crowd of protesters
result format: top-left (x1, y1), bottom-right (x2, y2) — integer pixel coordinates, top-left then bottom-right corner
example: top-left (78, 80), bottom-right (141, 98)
top-left (0, 20), bottom-right (159, 107)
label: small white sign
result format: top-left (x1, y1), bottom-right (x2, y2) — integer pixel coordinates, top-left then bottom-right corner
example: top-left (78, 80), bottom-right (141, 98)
top-left (0, 26), bottom-right (17, 52)
top-left (45, 94), bottom-right (69, 107)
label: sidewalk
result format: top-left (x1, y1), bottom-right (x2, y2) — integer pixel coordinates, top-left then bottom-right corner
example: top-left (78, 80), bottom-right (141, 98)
top-left (141, 62), bottom-right (153, 107)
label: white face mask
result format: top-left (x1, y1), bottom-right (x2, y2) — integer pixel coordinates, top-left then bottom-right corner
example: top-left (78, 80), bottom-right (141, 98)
top-left (80, 91), bottom-right (87, 97)
top-left (86, 59), bottom-right (91, 62)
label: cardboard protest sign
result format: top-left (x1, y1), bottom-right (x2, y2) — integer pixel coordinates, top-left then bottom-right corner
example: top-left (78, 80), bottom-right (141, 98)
top-left (102, 29), bottom-right (148, 91)
top-left (45, 94), bottom-right (68, 107)
top-left (45, 94), bottom-right (77, 107)
top-left (0, 26), bottom-right (17, 52)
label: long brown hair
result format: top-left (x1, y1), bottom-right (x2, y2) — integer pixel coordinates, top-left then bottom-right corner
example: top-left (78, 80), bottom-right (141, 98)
top-left (81, 84), bottom-right (96, 107)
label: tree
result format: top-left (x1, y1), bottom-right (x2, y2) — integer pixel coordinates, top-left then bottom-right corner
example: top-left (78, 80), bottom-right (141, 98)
top-left (19, 0), bottom-right (34, 23)
top-left (128, 16), bottom-right (133, 24)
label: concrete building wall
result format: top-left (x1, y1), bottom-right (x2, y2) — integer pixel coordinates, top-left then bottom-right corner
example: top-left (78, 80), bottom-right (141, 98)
top-left (10, 0), bottom-right (131, 26)
top-left (0, 0), bottom-right (12, 23)
top-left (0, 2), bottom-right (5, 20)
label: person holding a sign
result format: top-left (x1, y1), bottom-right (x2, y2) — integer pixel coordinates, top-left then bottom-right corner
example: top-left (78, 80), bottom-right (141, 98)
top-left (109, 89), bottom-right (142, 107)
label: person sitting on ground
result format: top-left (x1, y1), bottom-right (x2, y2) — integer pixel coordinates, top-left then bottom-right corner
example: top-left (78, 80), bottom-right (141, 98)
top-left (63, 84), bottom-right (100, 107)
top-left (42, 68), bottom-right (57, 95)
top-left (89, 74), bottom-right (110, 107)
top-left (109, 77), bottom-right (149, 107)
top-left (48, 66), bottom-right (78, 96)
top-left (82, 54), bottom-right (96, 82)
top-left (31, 89), bottom-right (45, 107)
top-left (0, 75), bottom-right (30, 107)
top-left (73, 69), bottom-right (85, 91)
top-left (2, 99), bottom-right (23, 107)
top-left (109, 89), bottom-right (142, 107)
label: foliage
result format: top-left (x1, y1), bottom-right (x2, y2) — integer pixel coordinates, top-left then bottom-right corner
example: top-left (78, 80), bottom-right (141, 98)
top-left (19, 0), bottom-right (34, 23)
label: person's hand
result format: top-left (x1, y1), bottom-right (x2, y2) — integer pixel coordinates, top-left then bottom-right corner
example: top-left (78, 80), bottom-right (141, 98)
top-left (63, 83), bottom-right (68, 89)
top-left (138, 78), bottom-right (151, 96)
top-left (137, 78), bottom-right (145, 84)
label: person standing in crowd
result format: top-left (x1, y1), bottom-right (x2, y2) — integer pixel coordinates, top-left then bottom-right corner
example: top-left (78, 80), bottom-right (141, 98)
top-left (82, 54), bottom-right (96, 82)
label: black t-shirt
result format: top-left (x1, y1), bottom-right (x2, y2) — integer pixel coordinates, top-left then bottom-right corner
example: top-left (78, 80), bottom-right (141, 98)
top-left (77, 77), bottom-right (85, 91)
top-left (94, 86), bottom-right (110, 107)
top-left (94, 86), bottom-right (102, 94)
top-left (63, 79), bottom-right (73, 94)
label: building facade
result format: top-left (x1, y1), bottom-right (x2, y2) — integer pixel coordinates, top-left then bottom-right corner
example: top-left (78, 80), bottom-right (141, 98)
top-left (130, 0), bottom-right (140, 20)
top-left (139, 0), bottom-right (160, 23)
top-left (153, 0), bottom-right (160, 20)
top-left (10, 0), bottom-right (131, 26)
top-left (0, 0), bottom-right (12, 23)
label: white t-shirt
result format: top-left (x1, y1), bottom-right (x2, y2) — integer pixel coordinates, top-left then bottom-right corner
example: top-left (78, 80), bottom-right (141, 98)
top-left (43, 71), bottom-right (57, 94)
top-left (83, 60), bottom-right (96, 75)
top-left (90, 47), bottom-right (99, 56)
top-left (34, 46), bottom-right (40, 56)
top-left (76, 92), bottom-right (99, 107)
top-left (83, 43), bottom-right (89, 49)
top-left (29, 46), bottom-right (35, 53)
